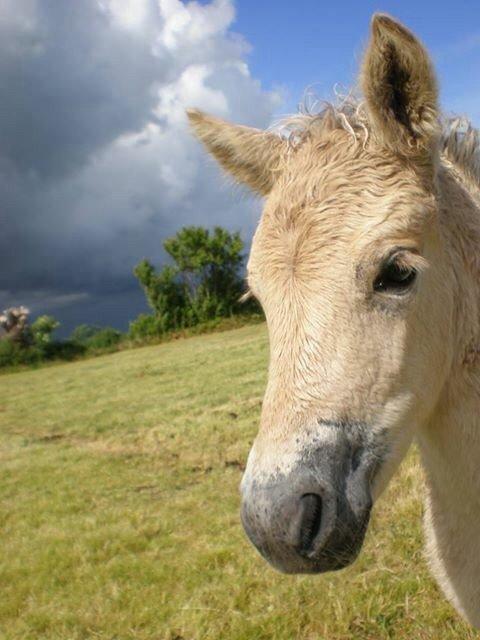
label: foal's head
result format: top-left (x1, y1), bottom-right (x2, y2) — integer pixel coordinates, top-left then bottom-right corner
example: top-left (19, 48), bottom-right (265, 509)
top-left (189, 15), bottom-right (454, 573)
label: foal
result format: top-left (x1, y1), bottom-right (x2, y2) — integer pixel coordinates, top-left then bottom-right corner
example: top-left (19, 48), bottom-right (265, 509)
top-left (188, 15), bottom-right (480, 627)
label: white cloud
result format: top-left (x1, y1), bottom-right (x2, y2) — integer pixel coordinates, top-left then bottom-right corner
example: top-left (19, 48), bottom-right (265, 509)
top-left (101, 0), bottom-right (150, 30)
top-left (156, 64), bottom-right (230, 125)
top-left (158, 0), bottom-right (235, 51)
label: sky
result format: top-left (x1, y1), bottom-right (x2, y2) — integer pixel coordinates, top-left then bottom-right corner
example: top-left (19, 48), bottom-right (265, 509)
top-left (2, 0), bottom-right (479, 336)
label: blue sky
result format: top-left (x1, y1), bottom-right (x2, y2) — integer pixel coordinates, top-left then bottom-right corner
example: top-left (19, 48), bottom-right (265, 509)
top-left (234, 0), bottom-right (480, 123)
top-left (1, 0), bottom-right (479, 334)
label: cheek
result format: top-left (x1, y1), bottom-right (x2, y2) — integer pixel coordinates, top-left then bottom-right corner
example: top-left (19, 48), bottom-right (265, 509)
top-left (404, 289), bottom-right (454, 414)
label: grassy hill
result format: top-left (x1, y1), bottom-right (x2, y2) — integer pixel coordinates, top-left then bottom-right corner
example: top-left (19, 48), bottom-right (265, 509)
top-left (0, 324), bottom-right (476, 639)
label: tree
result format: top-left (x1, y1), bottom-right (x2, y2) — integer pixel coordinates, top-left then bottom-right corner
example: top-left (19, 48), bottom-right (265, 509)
top-left (134, 261), bottom-right (186, 332)
top-left (133, 226), bottom-right (254, 335)
top-left (164, 226), bottom-right (243, 299)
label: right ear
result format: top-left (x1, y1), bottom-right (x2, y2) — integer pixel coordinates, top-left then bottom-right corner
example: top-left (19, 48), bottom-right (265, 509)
top-left (187, 109), bottom-right (287, 196)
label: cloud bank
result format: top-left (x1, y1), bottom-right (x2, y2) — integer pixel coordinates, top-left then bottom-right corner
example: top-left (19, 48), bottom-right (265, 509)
top-left (1, 0), bottom-right (280, 331)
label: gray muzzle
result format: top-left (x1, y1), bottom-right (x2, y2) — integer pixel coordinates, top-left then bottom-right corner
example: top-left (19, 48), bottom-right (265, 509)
top-left (240, 420), bottom-right (379, 573)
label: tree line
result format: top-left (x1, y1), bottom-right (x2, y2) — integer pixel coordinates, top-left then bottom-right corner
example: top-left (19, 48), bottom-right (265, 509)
top-left (0, 226), bottom-right (261, 368)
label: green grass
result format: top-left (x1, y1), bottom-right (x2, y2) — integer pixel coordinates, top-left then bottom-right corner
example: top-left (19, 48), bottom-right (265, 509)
top-left (0, 323), bottom-right (477, 639)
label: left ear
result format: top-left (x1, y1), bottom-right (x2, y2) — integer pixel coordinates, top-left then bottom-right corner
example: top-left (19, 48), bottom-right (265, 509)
top-left (187, 109), bottom-right (287, 196)
top-left (361, 14), bottom-right (440, 155)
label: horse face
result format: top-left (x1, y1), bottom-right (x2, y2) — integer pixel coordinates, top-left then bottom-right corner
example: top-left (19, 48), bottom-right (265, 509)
top-left (240, 178), bottom-right (453, 572)
top-left (188, 15), bottom-right (454, 573)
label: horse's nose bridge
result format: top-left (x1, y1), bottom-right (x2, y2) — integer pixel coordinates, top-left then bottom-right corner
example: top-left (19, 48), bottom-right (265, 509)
top-left (260, 355), bottom-right (356, 435)
top-left (265, 301), bottom-right (351, 395)
top-left (242, 420), bottom-right (353, 498)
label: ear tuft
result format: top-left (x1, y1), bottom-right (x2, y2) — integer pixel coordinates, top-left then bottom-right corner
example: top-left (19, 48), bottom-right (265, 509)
top-left (186, 109), bottom-right (286, 196)
top-left (361, 14), bottom-right (440, 154)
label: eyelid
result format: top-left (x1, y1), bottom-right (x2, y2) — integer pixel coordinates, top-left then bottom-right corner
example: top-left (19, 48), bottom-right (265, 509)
top-left (386, 248), bottom-right (429, 274)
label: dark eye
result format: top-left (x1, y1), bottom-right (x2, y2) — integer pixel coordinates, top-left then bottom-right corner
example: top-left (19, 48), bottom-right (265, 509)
top-left (374, 257), bottom-right (417, 293)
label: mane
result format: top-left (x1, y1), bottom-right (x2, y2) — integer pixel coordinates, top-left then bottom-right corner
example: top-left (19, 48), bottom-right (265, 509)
top-left (440, 119), bottom-right (480, 189)
top-left (274, 94), bottom-right (370, 148)
top-left (274, 94), bottom-right (480, 189)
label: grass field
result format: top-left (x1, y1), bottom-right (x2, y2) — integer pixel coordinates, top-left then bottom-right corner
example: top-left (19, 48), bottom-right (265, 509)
top-left (0, 323), bottom-right (477, 640)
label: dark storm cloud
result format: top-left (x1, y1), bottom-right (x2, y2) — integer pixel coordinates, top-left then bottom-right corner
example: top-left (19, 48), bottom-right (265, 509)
top-left (0, 1), bottom-right (163, 179)
top-left (0, 0), bottom-right (279, 331)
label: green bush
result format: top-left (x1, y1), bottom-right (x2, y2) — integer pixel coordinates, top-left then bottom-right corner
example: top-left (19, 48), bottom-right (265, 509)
top-left (94, 328), bottom-right (123, 349)
top-left (84, 328), bottom-right (123, 351)
top-left (70, 325), bottom-right (123, 351)
top-left (0, 340), bottom-right (19, 367)
top-left (0, 340), bottom-right (43, 367)
top-left (70, 324), bottom-right (102, 344)
top-left (129, 314), bottom-right (165, 341)
top-left (31, 315), bottom-right (60, 346)
top-left (43, 341), bottom-right (87, 361)
top-left (0, 310), bottom-right (91, 369)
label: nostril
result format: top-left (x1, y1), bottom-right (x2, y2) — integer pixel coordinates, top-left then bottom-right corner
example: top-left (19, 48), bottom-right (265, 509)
top-left (297, 493), bottom-right (323, 554)
top-left (351, 446), bottom-right (363, 472)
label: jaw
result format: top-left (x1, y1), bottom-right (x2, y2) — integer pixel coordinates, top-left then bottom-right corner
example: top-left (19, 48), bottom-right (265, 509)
top-left (369, 423), bottom-right (415, 501)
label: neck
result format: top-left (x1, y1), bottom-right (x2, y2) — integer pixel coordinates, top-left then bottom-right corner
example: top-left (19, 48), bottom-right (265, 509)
top-left (416, 162), bottom-right (480, 627)
top-left (417, 369), bottom-right (480, 626)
